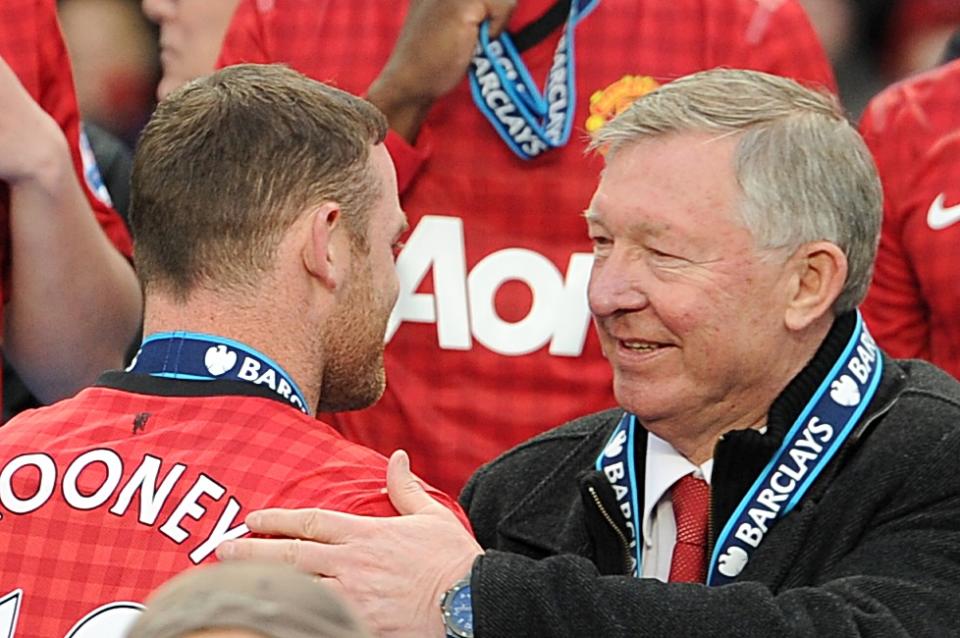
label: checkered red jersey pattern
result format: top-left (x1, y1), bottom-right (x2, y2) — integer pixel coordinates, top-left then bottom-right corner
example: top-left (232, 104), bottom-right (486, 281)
top-left (0, 382), bottom-right (467, 638)
top-left (859, 59), bottom-right (960, 379)
top-left (219, 0), bottom-right (835, 495)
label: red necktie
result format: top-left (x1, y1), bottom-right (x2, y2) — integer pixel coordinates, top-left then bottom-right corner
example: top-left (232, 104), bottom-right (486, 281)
top-left (668, 473), bottom-right (710, 583)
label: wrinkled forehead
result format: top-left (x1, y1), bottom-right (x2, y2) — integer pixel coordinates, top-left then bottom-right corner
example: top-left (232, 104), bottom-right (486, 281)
top-left (587, 133), bottom-right (746, 229)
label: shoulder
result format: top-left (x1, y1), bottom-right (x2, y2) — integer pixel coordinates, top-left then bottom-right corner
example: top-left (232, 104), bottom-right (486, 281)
top-left (862, 59), bottom-right (960, 139)
top-left (473, 408), bottom-right (621, 476)
top-left (858, 358), bottom-right (960, 471)
top-left (461, 408), bottom-right (621, 506)
top-left (887, 358), bottom-right (960, 426)
top-left (834, 358), bottom-right (960, 524)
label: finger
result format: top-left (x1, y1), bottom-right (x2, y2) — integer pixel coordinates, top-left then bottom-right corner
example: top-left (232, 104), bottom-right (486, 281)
top-left (216, 537), bottom-right (342, 575)
top-left (385, 449), bottom-right (445, 516)
top-left (486, 0), bottom-right (518, 37)
top-left (244, 507), bottom-right (371, 542)
top-left (312, 575), bottom-right (348, 600)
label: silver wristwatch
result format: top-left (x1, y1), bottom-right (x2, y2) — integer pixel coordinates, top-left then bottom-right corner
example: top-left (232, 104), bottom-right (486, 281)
top-left (440, 575), bottom-right (474, 638)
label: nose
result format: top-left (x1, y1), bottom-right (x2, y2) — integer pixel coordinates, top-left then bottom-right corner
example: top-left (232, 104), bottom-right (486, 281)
top-left (142, 0), bottom-right (174, 24)
top-left (587, 249), bottom-right (649, 318)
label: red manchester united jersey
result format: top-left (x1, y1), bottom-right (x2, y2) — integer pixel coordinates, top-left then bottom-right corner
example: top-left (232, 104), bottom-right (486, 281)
top-left (0, 372), bottom-right (467, 638)
top-left (860, 59), bottom-right (960, 379)
top-left (219, 0), bottom-right (836, 494)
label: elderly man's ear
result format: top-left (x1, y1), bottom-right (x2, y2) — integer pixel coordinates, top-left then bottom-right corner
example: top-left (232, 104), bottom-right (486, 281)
top-left (783, 241), bottom-right (848, 332)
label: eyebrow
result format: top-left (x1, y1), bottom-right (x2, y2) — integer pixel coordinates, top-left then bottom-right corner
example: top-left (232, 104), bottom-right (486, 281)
top-left (583, 209), bottom-right (671, 237)
top-left (628, 220), bottom-right (671, 237)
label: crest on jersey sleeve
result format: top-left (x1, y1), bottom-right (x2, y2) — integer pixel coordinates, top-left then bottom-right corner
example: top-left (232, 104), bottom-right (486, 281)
top-left (584, 75), bottom-right (661, 134)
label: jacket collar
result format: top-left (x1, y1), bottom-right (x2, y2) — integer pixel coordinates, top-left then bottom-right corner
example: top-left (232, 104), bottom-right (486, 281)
top-left (494, 313), bottom-right (908, 557)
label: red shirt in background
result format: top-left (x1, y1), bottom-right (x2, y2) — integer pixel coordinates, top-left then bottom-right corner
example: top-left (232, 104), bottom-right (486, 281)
top-left (860, 59), bottom-right (960, 379)
top-left (0, 0), bottom-right (133, 411)
top-left (219, 0), bottom-right (836, 495)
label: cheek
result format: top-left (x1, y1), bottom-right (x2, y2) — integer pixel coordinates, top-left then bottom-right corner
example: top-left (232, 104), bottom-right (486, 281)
top-left (377, 254), bottom-right (400, 303)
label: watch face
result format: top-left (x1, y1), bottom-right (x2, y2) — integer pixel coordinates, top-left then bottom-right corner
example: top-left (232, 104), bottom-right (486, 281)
top-left (445, 584), bottom-right (474, 638)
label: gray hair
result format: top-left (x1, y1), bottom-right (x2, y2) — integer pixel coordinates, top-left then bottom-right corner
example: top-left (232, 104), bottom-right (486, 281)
top-left (591, 68), bottom-right (882, 314)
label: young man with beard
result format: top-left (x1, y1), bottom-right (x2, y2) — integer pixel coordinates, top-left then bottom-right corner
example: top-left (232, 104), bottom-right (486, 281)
top-left (0, 64), bottom-right (466, 638)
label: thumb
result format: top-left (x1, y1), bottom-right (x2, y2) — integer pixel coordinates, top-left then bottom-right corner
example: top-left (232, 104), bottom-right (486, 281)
top-left (486, 0), bottom-right (518, 38)
top-left (386, 449), bottom-right (442, 515)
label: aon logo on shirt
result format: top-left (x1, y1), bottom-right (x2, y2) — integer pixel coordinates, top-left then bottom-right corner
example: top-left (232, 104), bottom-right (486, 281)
top-left (388, 215), bottom-right (594, 356)
top-left (1, 589), bottom-right (142, 637)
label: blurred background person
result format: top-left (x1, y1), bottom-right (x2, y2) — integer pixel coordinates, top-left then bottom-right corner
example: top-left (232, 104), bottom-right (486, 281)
top-left (0, 0), bottom-right (141, 418)
top-left (128, 562), bottom-right (372, 638)
top-left (217, 0), bottom-right (837, 496)
top-left (944, 28), bottom-right (960, 63)
top-left (881, 0), bottom-right (960, 81)
top-left (798, 0), bottom-right (960, 116)
top-left (1, 0), bottom-right (152, 420)
top-left (799, 0), bottom-right (884, 116)
top-left (860, 57), bottom-right (960, 379)
top-left (59, 0), bottom-right (158, 147)
top-left (141, 0), bottom-right (241, 99)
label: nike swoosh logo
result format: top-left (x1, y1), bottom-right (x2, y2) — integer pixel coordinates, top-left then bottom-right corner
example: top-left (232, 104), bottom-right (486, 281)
top-left (927, 193), bottom-right (960, 230)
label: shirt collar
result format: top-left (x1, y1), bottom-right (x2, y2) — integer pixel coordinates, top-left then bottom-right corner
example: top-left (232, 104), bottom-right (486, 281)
top-left (642, 432), bottom-right (714, 548)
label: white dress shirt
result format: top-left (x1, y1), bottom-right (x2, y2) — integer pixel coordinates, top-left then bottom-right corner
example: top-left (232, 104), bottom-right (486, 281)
top-left (640, 433), bottom-right (714, 581)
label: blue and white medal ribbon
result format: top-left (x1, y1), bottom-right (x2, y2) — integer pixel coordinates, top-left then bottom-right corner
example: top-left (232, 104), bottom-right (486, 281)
top-left (469, 0), bottom-right (600, 160)
top-left (127, 331), bottom-right (310, 414)
top-left (707, 313), bottom-right (882, 585)
top-left (596, 412), bottom-right (643, 576)
top-left (595, 312), bottom-right (883, 583)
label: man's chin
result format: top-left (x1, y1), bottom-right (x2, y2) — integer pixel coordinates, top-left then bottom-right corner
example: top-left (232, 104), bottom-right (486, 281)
top-left (317, 369), bottom-right (386, 413)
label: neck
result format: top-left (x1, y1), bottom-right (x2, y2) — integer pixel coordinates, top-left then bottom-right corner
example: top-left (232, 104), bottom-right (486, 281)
top-left (651, 397), bottom-right (773, 466)
top-left (142, 289), bottom-right (323, 413)
top-left (647, 318), bottom-right (834, 465)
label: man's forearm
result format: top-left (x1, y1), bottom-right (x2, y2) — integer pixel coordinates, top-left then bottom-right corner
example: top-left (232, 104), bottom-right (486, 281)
top-left (473, 550), bottom-right (929, 638)
top-left (5, 140), bottom-right (141, 402)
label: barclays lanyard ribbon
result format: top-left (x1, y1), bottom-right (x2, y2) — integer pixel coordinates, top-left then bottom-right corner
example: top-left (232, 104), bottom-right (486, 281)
top-left (469, 0), bottom-right (599, 160)
top-left (127, 332), bottom-right (310, 415)
top-left (596, 312), bottom-right (883, 584)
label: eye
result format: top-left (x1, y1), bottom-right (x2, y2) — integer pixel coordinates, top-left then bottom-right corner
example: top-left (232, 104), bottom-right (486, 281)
top-left (647, 246), bottom-right (689, 265)
top-left (589, 233), bottom-right (612, 248)
top-left (589, 236), bottom-right (613, 259)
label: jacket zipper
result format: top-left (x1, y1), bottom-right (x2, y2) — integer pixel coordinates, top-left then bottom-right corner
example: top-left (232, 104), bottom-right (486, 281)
top-left (706, 434), bottom-right (723, 571)
top-left (706, 486), bottom-right (715, 578)
top-left (587, 484), bottom-right (632, 573)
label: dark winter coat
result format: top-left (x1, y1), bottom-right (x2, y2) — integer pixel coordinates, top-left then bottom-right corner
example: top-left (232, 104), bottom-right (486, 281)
top-left (462, 316), bottom-right (960, 637)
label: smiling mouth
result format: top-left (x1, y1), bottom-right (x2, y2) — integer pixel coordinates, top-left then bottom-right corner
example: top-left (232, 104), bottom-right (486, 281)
top-left (620, 340), bottom-right (666, 352)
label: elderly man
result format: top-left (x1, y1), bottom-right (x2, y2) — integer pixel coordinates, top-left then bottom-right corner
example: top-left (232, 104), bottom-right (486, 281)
top-left (220, 69), bottom-right (960, 637)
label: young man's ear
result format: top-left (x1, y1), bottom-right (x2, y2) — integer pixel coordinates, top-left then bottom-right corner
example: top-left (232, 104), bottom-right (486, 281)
top-left (783, 241), bottom-right (848, 331)
top-left (302, 202), bottom-right (345, 290)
